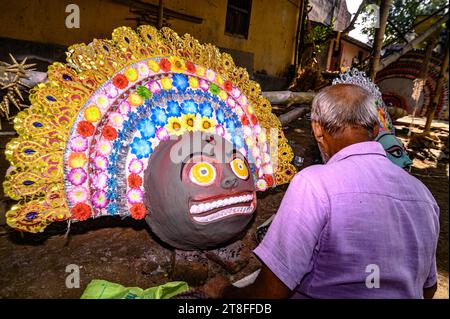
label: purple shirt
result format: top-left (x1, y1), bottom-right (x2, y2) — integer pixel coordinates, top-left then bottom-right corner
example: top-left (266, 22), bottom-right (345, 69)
top-left (254, 141), bottom-right (439, 298)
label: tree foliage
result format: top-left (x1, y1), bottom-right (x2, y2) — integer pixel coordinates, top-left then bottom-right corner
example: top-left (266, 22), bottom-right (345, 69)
top-left (360, 0), bottom-right (448, 44)
top-left (304, 20), bottom-right (335, 54)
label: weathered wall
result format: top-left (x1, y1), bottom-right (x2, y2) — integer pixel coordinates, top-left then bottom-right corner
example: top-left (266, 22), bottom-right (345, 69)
top-left (0, 0), bottom-right (300, 76)
top-left (378, 78), bottom-right (423, 113)
top-left (339, 41), bottom-right (369, 70)
top-left (325, 38), bottom-right (370, 71)
top-left (308, 0), bottom-right (350, 31)
top-left (375, 50), bottom-right (449, 119)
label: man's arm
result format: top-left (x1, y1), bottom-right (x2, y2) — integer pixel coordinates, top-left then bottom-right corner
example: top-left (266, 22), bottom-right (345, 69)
top-left (423, 283), bottom-right (437, 299)
top-left (222, 264), bottom-right (292, 299)
top-left (203, 263), bottom-right (292, 299)
top-left (203, 172), bottom-right (327, 299)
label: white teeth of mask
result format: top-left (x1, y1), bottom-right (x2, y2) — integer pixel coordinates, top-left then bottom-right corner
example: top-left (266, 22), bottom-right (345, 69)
top-left (189, 194), bottom-right (254, 214)
top-left (193, 205), bottom-right (255, 223)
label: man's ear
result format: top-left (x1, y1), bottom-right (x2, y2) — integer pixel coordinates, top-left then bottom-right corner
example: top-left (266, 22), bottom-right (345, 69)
top-left (311, 121), bottom-right (325, 142)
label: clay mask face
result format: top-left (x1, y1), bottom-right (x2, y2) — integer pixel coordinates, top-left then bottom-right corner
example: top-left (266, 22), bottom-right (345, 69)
top-left (144, 132), bottom-right (256, 250)
top-left (376, 132), bottom-right (413, 169)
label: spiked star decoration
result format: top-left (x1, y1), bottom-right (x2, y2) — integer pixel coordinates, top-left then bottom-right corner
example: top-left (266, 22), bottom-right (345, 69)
top-left (0, 53), bottom-right (36, 128)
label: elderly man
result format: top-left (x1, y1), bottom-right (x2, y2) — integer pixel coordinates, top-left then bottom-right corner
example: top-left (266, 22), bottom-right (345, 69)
top-left (204, 84), bottom-right (439, 299)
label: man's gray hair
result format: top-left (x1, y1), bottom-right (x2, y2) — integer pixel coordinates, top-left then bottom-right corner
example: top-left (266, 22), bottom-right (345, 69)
top-left (310, 84), bottom-right (379, 135)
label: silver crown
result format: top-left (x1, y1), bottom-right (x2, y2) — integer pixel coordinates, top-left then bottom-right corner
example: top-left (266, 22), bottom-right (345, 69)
top-left (332, 68), bottom-right (394, 133)
top-left (332, 68), bottom-right (383, 101)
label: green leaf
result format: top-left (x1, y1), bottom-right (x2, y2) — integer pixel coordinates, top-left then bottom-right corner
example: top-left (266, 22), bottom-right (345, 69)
top-left (136, 85), bottom-right (152, 99)
top-left (209, 83), bottom-right (220, 95)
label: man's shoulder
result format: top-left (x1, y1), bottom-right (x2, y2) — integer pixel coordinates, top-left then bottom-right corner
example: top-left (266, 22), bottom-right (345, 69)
top-left (399, 170), bottom-right (439, 208)
top-left (290, 164), bottom-right (331, 190)
top-left (295, 163), bottom-right (336, 182)
top-left (294, 160), bottom-right (437, 205)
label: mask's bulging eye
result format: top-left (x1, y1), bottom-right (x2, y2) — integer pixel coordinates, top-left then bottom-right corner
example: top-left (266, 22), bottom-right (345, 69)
top-left (386, 145), bottom-right (404, 158)
top-left (230, 158), bottom-right (249, 180)
top-left (189, 162), bottom-right (217, 186)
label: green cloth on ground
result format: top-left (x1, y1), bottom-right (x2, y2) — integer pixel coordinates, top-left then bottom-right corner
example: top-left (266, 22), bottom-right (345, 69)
top-left (81, 279), bottom-right (189, 299)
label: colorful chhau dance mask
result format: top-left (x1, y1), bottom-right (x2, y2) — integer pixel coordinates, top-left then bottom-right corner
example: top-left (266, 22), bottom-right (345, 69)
top-left (332, 69), bottom-right (412, 169)
top-left (375, 132), bottom-right (413, 169)
top-left (3, 26), bottom-right (296, 250)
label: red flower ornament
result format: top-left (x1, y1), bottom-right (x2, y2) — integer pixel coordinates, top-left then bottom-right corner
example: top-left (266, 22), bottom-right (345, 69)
top-left (128, 173), bottom-right (142, 188)
top-left (130, 203), bottom-right (147, 220)
top-left (112, 74), bottom-right (129, 89)
top-left (250, 114), bottom-right (258, 125)
top-left (159, 58), bottom-right (172, 72)
top-left (77, 121), bottom-right (95, 137)
top-left (241, 115), bottom-right (249, 126)
top-left (102, 125), bottom-right (118, 141)
top-left (264, 174), bottom-right (274, 187)
top-left (71, 203), bottom-right (92, 221)
top-left (223, 80), bottom-right (233, 92)
top-left (185, 61), bottom-right (196, 74)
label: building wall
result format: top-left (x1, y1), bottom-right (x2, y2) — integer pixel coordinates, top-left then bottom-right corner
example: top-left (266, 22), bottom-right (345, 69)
top-left (378, 78), bottom-right (423, 113)
top-left (0, 0), bottom-right (300, 76)
top-left (326, 38), bottom-right (370, 71)
top-left (340, 41), bottom-right (369, 70)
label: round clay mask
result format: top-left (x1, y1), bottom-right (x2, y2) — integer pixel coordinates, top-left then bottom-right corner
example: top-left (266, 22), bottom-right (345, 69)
top-left (144, 132), bottom-right (256, 250)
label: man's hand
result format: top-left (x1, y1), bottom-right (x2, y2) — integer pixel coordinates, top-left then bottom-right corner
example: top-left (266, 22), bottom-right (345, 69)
top-left (202, 274), bottom-right (230, 299)
top-left (201, 264), bottom-right (292, 299)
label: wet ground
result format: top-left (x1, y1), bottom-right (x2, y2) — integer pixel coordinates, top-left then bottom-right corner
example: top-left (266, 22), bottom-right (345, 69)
top-left (0, 113), bottom-right (448, 298)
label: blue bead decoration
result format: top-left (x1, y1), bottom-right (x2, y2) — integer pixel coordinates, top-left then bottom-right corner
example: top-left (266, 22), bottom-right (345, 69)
top-left (107, 165), bottom-right (117, 175)
top-left (25, 212), bottom-right (38, 221)
top-left (131, 137), bottom-right (152, 159)
top-left (233, 134), bottom-right (245, 148)
top-left (107, 203), bottom-right (118, 215)
top-left (113, 140), bottom-right (121, 149)
top-left (106, 190), bottom-right (117, 201)
top-left (216, 109), bottom-right (226, 123)
top-left (181, 99), bottom-right (198, 114)
top-left (137, 105), bottom-right (146, 113)
top-left (107, 177), bottom-right (118, 188)
top-left (167, 101), bottom-right (181, 117)
top-left (225, 118), bottom-right (237, 130)
top-left (172, 73), bottom-right (189, 92)
top-left (137, 118), bottom-right (156, 139)
top-left (24, 149), bottom-right (36, 155)
top-left (199, 102), bottom-right (213, 117)
top-left (151, 107), bottom-right (168, 126)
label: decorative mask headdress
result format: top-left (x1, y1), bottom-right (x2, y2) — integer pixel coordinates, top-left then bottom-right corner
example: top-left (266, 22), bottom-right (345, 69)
top-left (332, 68), bottom-right (394, 134)
top-left (3, 26), bottom-right (296, 236)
